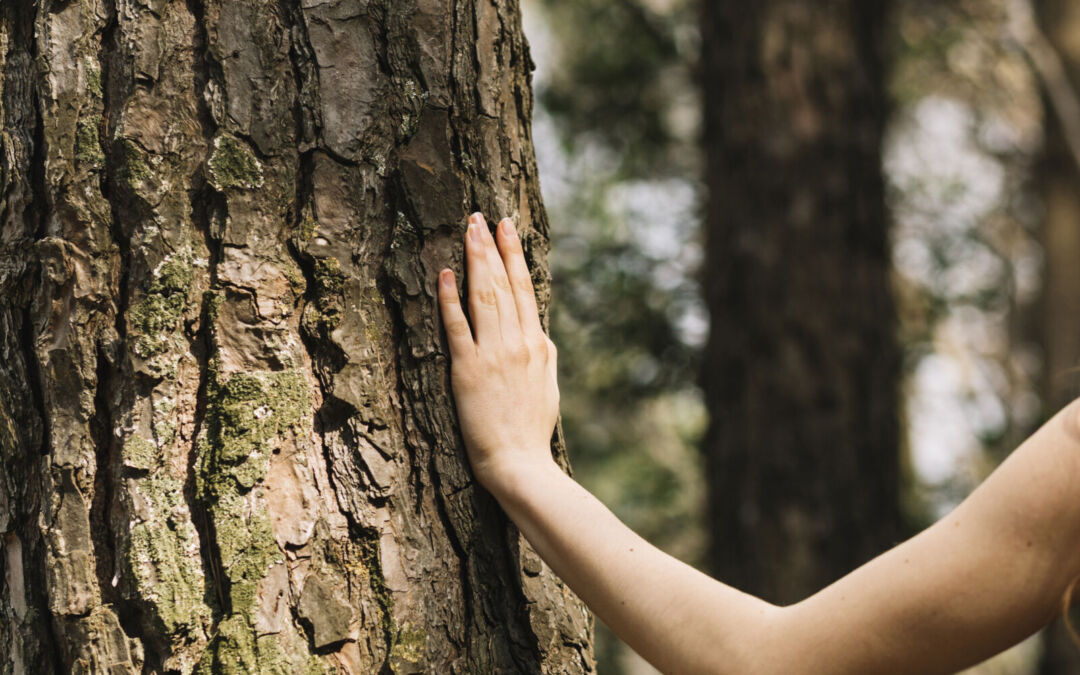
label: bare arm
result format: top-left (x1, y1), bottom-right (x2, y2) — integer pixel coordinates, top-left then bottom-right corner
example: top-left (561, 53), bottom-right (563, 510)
top-left (776, 398), bottom-right (1080, 674)
top-left (437, 212), bottom-right (1080, 674)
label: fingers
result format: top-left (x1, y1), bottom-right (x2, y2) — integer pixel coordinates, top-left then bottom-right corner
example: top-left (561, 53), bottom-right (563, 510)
top-left (479, 216), bottom-right (523, 344)
top-left (495, 218), bottom-right (543, 338)
top-left (438, 269), bottom-right (475, 361)
top-left (465, 213), bottom-right (500, 344)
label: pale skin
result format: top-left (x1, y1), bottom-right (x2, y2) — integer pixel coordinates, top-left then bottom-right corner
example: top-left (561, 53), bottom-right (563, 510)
top-left (437, 211), bottom-right (1080, 675)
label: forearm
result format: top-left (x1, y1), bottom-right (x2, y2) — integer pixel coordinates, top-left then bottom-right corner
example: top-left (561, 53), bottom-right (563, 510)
top-left (779, 399), bottom-right (1080, 674)
top-left (486, 460), bottom-right (780, 675)
top-left (483, 401), bottom-right (1080, 675)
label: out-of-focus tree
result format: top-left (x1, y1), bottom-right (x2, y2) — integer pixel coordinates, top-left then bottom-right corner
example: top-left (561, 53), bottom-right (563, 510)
top-left (1025, 1), bottom-right (1080, 670)
top-left (1029, 0), bottom-right (1080, 436)
top-left (700, 1), bottom-right (902, 604)
top-left (532, 0), bottom-right (1064, 672)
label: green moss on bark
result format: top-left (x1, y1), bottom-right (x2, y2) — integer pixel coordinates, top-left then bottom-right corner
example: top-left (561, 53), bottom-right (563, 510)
top-left (84, 56), bottom-right (102, 98)
top-left (207, 133), bottom-right (264, 190)
top-left (125, 474), bottom-right (211, 640)
top-left (118, 138), bottom-right (154, 187)
top-left (153, 397), bottom-right (178, 448)
top-left (129, 247), bottom-right (196, 379)
top-left (209, 369), bottom-right (308, 466)
top-left (122, 434), bottom-right (157, 471)
top-left (194, 366), bottom-right (314, 673)
top-left (296, 204), bottom-right (318, 241)
top-left (389, 624), bottom-right (427, 673)
top-left (301, 256), bottom-right (346, 336)
top-left (75, 114), bottom-right (104, 168)
top-left (196, 613), bottom-right (328, 675)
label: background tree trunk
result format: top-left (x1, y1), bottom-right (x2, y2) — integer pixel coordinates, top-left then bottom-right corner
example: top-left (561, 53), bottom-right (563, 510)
top-left (700, 1), bottom-right (903, 604)
top-left (0, 0), bottom-right (593, 672)
top-left (1034, 1), bottom-right (1080, 671)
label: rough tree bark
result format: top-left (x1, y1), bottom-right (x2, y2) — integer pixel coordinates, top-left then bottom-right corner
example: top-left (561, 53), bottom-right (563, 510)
top-left (0, 0), bottom-right (593, 673)
top-left (700, 1), bottom-right (903, 604)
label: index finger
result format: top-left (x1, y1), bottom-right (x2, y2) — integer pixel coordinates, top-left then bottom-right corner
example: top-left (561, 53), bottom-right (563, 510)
top-left (438, 268), bottom-right (476, 361)
top-left (495, 218), bottom-right (543, 337)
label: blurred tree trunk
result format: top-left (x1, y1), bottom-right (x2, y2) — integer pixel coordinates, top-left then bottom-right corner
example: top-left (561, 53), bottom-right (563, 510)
top-left (0, 1), bottom-right (592, 673)
top-left (1034, 2), bottom-right (1080, 672)
top-left (700, 1), bottom-right (902, 604)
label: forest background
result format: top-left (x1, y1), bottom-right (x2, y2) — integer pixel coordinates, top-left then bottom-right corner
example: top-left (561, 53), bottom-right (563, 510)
top-left (527, 0), bottom-right (1080, 673)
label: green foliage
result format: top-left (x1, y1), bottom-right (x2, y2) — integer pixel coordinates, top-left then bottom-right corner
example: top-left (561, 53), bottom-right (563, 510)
top-left (536, 0), bottom-right (697, 177)
top-left (885, 0), bottom-right (1045, 524)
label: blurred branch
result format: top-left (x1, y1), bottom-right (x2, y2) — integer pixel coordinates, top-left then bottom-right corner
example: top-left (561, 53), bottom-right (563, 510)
top-left (1008, 0), bottom-right (1080, 172)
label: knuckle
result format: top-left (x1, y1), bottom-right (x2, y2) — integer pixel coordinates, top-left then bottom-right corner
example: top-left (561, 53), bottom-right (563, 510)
top-left (474, 353), bottom-right (496, 374)
top-left (447, 319), bottom-right (471, 338)
top-left (527, 334), bottom-right (548, 356)
top-left (478, 345), bottom-right (501, 366)
top-left (508, 340), bottom-right (530, 363)
top-left (512, 269), bottom-right (533, 289)
top-left (475, 287), bottom-right (497, 307)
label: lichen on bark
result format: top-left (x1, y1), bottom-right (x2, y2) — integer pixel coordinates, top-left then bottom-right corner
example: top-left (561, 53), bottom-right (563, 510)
top-left (75, 114), bottom-right (104, 169)
top-left (193, 362), bottom-right (313, 672)
top-left (207, 133), bottom-right (264, 191)
top-left (129, 245), bottom-right (199, 378)
top-left (126, 474), bottom-right (211, 640)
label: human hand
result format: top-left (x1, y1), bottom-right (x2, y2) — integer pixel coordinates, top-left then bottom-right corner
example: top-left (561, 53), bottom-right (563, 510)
top-left (437, 212), bottom-right (560, 495)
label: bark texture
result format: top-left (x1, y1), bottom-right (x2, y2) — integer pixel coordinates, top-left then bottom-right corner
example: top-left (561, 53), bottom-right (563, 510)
top-left (700, 1), bottom-right (903, 604)
top-left (0, 0), bottom-right (593, 672)
top-left (1034, 2), bottom-right (1080, 671)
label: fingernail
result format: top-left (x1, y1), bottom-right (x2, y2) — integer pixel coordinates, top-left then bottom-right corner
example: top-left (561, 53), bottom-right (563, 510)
top-left (500, 218), bottom-right (515, 236)
top-left (467, 220), bottom-right (481, 243)
top-left (439, 269), bottom-right (453, 287)
top-left (469, 212), bottom-right (483, 226)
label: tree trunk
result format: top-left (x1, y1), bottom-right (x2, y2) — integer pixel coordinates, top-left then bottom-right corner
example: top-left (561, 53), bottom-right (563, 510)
top-left (0, 1), bottom-right (593, 673)
top-left (1034, 2), bottom-right (1080, 671)
top-left (699, 1), bottom-right (902, 604)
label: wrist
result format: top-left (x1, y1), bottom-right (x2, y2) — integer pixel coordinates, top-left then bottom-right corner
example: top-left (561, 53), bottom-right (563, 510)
top-left (475, 451), bottom-right (563, 503)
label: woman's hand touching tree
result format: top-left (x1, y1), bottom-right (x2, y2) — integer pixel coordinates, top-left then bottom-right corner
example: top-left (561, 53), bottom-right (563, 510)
top-left (437, 212), bottom-right (561, 495)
